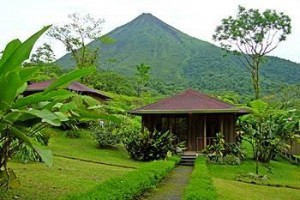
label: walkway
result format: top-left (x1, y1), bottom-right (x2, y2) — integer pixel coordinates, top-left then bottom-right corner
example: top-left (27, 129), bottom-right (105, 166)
top-left (141, 165), bottom-right (193, 200)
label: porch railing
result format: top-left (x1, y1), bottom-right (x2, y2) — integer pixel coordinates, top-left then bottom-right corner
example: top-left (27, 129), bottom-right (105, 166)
top-left (196, 137), bottom-right (216, 151)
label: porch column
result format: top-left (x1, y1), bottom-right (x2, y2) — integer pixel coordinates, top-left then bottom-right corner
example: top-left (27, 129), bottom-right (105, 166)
top-left (229, 115), bottom-right (234, 142)
top-left (188, 114), bottom-right (192, 150)
top-left (204, 115), bottom-right (207, 148)
top-left (220, 115), bottom-right (224, 133)
top-left (141, 115), bottom-right (145, 133)
top-left (169, 117), bottom-right (173, 135)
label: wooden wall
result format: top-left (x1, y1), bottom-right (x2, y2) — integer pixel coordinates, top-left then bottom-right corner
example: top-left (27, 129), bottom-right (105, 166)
top-left (142, 113), bottom-right (237, 151)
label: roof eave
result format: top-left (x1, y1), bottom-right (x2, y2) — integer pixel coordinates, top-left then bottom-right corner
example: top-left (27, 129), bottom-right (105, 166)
top-left (129, 109), bottom-right (248, 115)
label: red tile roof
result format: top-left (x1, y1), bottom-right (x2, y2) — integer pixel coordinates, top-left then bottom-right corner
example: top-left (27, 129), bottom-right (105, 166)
top-left (129, 89), bottom-right (248, 114)
top-left (26, 80), bottom-right (111, 100)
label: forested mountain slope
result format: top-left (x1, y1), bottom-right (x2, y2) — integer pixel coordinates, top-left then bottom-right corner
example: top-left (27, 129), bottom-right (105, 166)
top-left (57, 13), bottom-right (300, 95)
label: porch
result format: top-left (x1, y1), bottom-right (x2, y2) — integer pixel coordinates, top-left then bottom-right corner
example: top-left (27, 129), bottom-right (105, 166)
top-left (141, 113), bottom-right (236, 152)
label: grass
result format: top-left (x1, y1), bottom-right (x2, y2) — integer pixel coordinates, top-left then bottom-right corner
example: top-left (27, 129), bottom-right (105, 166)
top-left (50, 129), bottom-right (142, 168)
top-left (183, 156), bottom-right (218, 200)
top-left (0, 128), bottom-right (143, 200)
top-left (208, 158), bottom-right (300, 187)
top-left (207, 141), bottom-right (300, 200)
top-left (66, 158), bottom-right (179, 200)
top-left (213, 178), bottom-right (300, 200)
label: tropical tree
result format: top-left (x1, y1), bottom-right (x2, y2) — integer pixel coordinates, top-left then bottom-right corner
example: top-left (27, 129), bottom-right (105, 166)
top-left (48, 13), bottom-right (105, 69)
top-left (134, 63), bottom-right (151, 96)
top-left (238, 100), bottom-right (298, 173)
top-left (30, 43), bottom-right (56, 66)
top-left (0, 26), bottom-right (114, 189)
top-left (213, 6), bottom-right (291, 99)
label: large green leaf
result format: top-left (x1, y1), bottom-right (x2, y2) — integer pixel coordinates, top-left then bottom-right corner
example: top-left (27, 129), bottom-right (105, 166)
top-left (0, 25), bottom-right (51, 75)
top-left (31, 139), bottom-right (53, 167)
top-left (0, 72), bottom-right (23, 103)
top-left (81, 95), bottom-right (103, 109)
top-left (77, 110), bottom-right (121, 123)
top-left (0, 39), bottom-right (21, 68)
top-left (10, 127), bottom-right (53, 167)
top-left (10, 126), bottom-right (32, 146)
top-left (12, 89), bottom-right (74, 109)
top-left (249, 100), bottom-right (268, 114)
top-left (19, 67), bottom-right (39, 81)
top-left (56, 101), bottom-right (78, 112)
top-left (43, 68), bottom-right (94, 93)
top-left (3, 112), bottom-right (22, 124)
top-left (14, 109), bottom-right (61, 126)
top-left (54, 112), bottom-right (69, 122)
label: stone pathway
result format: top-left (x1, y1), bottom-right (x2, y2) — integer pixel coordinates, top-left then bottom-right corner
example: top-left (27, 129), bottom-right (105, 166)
top-left (141, 165), bottom-right (193, 200)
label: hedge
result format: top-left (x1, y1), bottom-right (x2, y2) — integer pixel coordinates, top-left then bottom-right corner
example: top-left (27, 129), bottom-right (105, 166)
top-left (183, 156), bottom-right (218, 200)
top-left (66, 156), bottom-right (180, 200)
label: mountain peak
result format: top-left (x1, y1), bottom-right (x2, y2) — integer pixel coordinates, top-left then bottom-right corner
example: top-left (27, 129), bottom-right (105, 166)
top-left (131, 12), bottom-right (166, 26)
top-left (137, 13), bottom-right (158, 20)
top-left (140, 13), bottom-right (154, 17)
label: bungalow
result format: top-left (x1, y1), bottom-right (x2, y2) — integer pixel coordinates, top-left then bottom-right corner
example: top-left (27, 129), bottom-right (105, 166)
top-left (129, 89), bottom-right (248, 152)
top-left (25, 80), bottom-right (111, 102)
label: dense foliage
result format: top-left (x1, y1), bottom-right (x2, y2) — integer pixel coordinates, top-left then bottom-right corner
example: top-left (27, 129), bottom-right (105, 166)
top-left (239, 100), bottom-right (299, 164)
top-left (66, 158), bottom-right (179, 200)
top-left (204, 133), bottom-right (245, 165)
top-left (123, 129), bottom-right (176, 161)
top-left (183, 156), bottom-right (218, 200)
top-left (92, 122), bottom-right (121, 147)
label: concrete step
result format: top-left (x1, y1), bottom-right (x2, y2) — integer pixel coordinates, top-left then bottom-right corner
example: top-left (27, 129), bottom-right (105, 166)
top-left (179, 154), bottom-right (197, 166)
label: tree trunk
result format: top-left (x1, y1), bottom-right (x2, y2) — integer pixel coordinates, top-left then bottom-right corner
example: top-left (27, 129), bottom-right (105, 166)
top-left (251, 56), bottom-right (260, 100)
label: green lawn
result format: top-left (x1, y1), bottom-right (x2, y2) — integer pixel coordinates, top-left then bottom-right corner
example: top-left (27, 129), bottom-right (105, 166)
top-left (49, 129), bottom-right (142, 168)
top-left (213, 178), bottom-right (300, 200)
top-left (0, 129), bottom-right (142, 200)
top-left (208, 142), bottom-right (300, 200)
top-left (208, 158), bottom-right (300, 187)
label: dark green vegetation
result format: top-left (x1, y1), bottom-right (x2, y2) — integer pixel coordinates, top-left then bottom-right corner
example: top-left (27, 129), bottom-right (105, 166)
top-left (183, 156), bottom-right (218, 200)
top-left (239, 100), bottom-right (299, 165)
top-left (66, 156), bottom-right (179, 200)
top-left (57, 13), bottom-right (300, 96)
top-left (124, 130), bottom-right (176, 161)
top-left (204, 133), bottom-right (245, 165)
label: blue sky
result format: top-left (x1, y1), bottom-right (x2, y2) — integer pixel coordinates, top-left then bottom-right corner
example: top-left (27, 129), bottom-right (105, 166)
top-left (1, 0), bottom-right (300, 63)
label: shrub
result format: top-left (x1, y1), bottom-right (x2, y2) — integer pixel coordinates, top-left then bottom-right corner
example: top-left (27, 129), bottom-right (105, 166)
top-left (123, 129), bottom-right (176, 161)
top-left (13, 130), bottom-right (51, 164)
top-left (224, 143), bottom-right (245, 160)
top-left (183, 156), bottom-right (218, 200)
top-left (66, 158), bottom-right (178, 200)
top-left (204, 133), bottom-right (244, 165)
top-left (93, 123), bottom-right (121, 147)
top-left (223, 154), bottom-right (241, 165)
